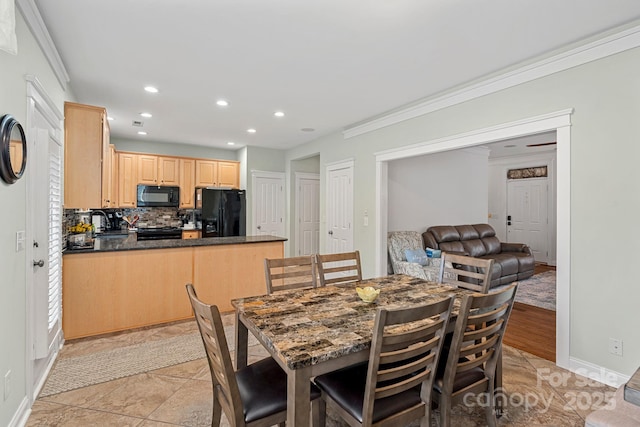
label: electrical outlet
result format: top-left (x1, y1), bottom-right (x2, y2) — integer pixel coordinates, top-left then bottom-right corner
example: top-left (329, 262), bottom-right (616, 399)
top-left (16, 231), bottom-right (25, 252)
top-left (609, 338), bottom-right (623, 356)
top-left (4, 370), bottom-right (11, 401)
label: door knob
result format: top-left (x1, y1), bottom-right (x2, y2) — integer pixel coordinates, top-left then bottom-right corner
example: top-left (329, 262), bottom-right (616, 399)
top-left (328, 230), bottom-right (333, 235)
top-left (33, 259), bottom-right (45, 267)
top-left (257, 225), bottom-right (262, 230)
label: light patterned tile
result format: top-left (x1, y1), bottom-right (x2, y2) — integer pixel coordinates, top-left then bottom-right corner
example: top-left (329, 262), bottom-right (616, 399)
top-left (26, 400), bottom-right (145, 427)
top-left (147, 379), bottom-right (213, 426)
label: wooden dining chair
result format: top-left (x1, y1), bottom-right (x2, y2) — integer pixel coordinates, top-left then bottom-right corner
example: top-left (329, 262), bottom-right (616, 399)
top-left (438, 252), bottom-right (494, 293)
top-left (185, 284), bottom-right (325, 427)
top-left (316, 250), bottom-right (362, 286)
top-left (264, 255), bottom-right (317, 294)
top-left (432, 283), bottom-right (518, 427)
top-left (314, 296), bottom-right (454, 427)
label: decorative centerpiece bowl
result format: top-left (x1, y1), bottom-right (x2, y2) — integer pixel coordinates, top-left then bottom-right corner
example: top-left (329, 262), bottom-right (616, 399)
top-left (356, 286), bottom-right (380, 303)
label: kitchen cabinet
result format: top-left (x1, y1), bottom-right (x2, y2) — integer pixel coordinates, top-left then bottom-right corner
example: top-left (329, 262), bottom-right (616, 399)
top-left (182, 230), bottom-right (200, 240)
top-left (109, 144), bottom-right (118, 207)
top-left (62, 240), bottom-right (284, 338)
top-left (64, 102), bottom-right (110, 209)
top-left (9, 140), bottom-right (23, 174)
top-left (158, 156), bottom-right (180, 185)
top-left (118, 152), bottom-right (137, 207)
top-left (62, 248), bottom-right (194, 339)
top-left (137, 154), bottom-right (158, 184)
top-left (192, 241), bottom-right (282, 311)
top-left (195, 159), bottom-right (240, 188)
top-left (179, 158), bottom-right (195, 208)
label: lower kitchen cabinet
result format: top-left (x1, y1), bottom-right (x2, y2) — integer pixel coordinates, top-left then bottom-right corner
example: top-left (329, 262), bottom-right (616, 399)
top-left (62, 240), bottom-right (284, 338)
top-left (192, 241), bottom-right (283, 312)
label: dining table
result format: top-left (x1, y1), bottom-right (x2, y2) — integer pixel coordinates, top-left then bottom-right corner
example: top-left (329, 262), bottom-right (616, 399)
top-left (231, 273), bottom-right (492, 427)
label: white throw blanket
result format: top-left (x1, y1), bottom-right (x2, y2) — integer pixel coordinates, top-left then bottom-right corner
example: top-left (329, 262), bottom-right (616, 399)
top-left (0, 0), bottom-right (17, 55)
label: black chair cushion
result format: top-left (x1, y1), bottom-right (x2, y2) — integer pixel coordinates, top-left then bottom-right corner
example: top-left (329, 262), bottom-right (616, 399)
top-left (236, 357), bottom-right (321, 423)
top-left (314, 362), bottom-right (423, 424)
top-left (433, 367), bottom-right (486, 395)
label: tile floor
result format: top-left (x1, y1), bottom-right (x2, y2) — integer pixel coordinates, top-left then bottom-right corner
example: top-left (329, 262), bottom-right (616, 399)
top-left (27, 314), bottom-right (615, 426)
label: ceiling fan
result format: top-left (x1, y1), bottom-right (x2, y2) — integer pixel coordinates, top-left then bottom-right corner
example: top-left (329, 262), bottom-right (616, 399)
top-left (526, 142), bottom-right (557, 147)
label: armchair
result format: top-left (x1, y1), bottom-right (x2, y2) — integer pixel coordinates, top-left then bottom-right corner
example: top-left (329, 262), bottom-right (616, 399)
top-left (387, 231), bottom-right (442, 281)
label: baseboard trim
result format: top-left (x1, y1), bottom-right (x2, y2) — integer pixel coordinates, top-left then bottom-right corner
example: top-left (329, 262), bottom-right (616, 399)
top-left (570, 357), bottom-right (630, 388)
top-left (8, 396), bottom-right (31, 427)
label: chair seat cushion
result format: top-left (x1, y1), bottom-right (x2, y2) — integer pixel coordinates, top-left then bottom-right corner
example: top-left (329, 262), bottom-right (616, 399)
top-left (314, 362), bottom-right (423, 424)
top-left (433, 366), bottom-right (486, 394)
top-left (237, 357), bottom-right (321, 423)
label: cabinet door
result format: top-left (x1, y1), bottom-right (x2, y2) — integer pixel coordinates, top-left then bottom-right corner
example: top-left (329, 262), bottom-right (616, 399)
top-left (109, 145), bottom-right (118, 208)
top-left (137, 154), bottom-right (158, 184)
top-left (118, 153), bottom-right (137, 207)
top-left (158, 156), bottom-right (180, 186)
top-left (100, 116), bottom-right (111, 207)
top-left (195, 160), bottom-right (217, 187)
top-left (217, 161), bottom-right (240, 188)
top-left (64, 102), bottom-right (105, 208)
top-left (179, 158), bottom-right (195, 208)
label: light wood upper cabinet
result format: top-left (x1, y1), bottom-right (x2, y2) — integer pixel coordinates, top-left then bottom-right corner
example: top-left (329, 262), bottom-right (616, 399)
top-left (109, 145), bottom-right (118, 208)
top-left (64, 102), bottom-right (109, 209)
top-left (195, 159), bottom-right (239, 188)
top-left (179, 158), bottom-right (195, 208)
top-left (9, 140), bottom-right (23, 174)
top-left (118, 152), bottom-right (137, 207)
top-left (137, 154), bottom-right (158, 185)
top-left (158, 157), bottom-right (180, 186)
top-left (195, 160), bottom-right (217, 187)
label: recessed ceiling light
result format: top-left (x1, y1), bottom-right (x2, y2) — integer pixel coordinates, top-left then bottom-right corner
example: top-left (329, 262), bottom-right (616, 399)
top-left (274, 111), bottom-right (285, 118)
top-left (107, 116), bottom-right (114, 121)
top-left (227, 141), bottom-right (235, 146)
top-left (216, 100), bottom-right (229, 107)
top-left (140, 112), bottom-right (152, 118)
top-left (504, 144), bottom-right (516, 148)
top-left (247, 128), bottom-right (256, 134)
top-left (301, 128), bottom-right (315, 132)
top-left (144, 86), bottom-right (159, 93)
top-left (137, 131), bottom-right (147, 135)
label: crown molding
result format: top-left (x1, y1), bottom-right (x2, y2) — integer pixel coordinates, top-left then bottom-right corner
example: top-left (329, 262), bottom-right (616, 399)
top-left (344, 24), bottom-right (640, 140)
top-left (17, 0), bottom-right (70, 89)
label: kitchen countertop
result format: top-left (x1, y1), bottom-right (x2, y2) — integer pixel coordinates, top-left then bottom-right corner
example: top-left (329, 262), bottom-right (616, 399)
top-left (63, 234), bottom-right (287, 254)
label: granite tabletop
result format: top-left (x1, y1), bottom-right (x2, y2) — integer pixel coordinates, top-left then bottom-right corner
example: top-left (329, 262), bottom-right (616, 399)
top-left (63, 234), bottom-right (287, 254)
top-left (232, 274), bottom-right (470, 370)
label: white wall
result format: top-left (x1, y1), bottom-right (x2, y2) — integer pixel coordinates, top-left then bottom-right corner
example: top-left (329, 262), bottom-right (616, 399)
top-left (387, 148), bottom-right (489, 233)
top-left (0, 11), bottom-right (66, 426)
top-left (284, 46), bottom-right (640, 379)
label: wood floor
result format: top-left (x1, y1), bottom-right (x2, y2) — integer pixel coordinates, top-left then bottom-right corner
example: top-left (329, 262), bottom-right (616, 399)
top-left (503, 263), bottom-right (556, 362)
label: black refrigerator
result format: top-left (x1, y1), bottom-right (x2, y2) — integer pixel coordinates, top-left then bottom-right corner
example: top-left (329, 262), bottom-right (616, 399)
top-left (195, 188), bottom-right (246, 237)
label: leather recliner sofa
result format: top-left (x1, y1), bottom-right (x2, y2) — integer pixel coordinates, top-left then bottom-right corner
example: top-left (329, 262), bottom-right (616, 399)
top-left (422, 224), bottom-right (535, 288)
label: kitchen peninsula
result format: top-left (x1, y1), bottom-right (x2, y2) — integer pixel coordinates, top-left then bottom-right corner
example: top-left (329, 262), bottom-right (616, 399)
top-left (62, 235), bottom-right (285, 339)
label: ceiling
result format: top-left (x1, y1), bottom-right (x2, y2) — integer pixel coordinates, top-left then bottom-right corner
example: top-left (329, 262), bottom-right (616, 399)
top-left (34, 1), bottom-right (640, 151)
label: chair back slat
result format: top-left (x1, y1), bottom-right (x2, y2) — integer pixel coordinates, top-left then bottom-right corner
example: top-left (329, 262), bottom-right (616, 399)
top-left (186, 284), bottom-right (245, 426)
top-left (316, 251), bottom-right (362, 286)
top-left (264, 255), bottom-right (317, 294)
top-left (360, 296), bottom-right (454, 424)
top-left (438, 253), bottom-right (494, 293)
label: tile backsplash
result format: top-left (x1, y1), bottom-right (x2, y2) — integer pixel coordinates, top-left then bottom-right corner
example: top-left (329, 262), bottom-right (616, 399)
top-left (64, 207), bottom-right (196, 231)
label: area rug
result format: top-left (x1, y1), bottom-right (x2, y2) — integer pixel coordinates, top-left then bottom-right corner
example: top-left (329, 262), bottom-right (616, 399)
top-left (39, 332), bottom-right (205, 397)
top-left (512, 270), bottom-right (556, 311)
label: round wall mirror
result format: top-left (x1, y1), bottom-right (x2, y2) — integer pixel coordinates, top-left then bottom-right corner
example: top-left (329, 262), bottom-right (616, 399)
top-left (0, 114), bottom-right (27, 184)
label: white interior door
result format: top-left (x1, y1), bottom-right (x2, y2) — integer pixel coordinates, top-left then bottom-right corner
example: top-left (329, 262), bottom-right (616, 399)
top-left (252, 172), bottom-right (285, 237)
top-left (507, 177), bottom-right (549, 263)
top-left (295, 173), bottom-right (320, 256)
top-left (326, 161), bottom-right (354, 253)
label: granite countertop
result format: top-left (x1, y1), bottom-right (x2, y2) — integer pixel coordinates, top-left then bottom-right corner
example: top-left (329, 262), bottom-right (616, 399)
top-left (232, 274), bottom-right (468, 370)
top-left (63, 234), bottom-right (287, 254)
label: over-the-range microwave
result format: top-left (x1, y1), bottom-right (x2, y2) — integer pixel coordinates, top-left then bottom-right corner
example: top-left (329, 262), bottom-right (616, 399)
top-left (136, 185), bottom-right (180, 207)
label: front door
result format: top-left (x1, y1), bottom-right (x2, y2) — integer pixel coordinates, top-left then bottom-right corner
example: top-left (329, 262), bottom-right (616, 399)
top-left (507, 177), bottom-right (549, 263)
top-left (326, 161), bottom-right (354, 254)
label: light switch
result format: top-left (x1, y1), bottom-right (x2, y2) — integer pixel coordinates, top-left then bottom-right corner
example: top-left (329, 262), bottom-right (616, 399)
top-left (16, 231), bottom-right (25, 252)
